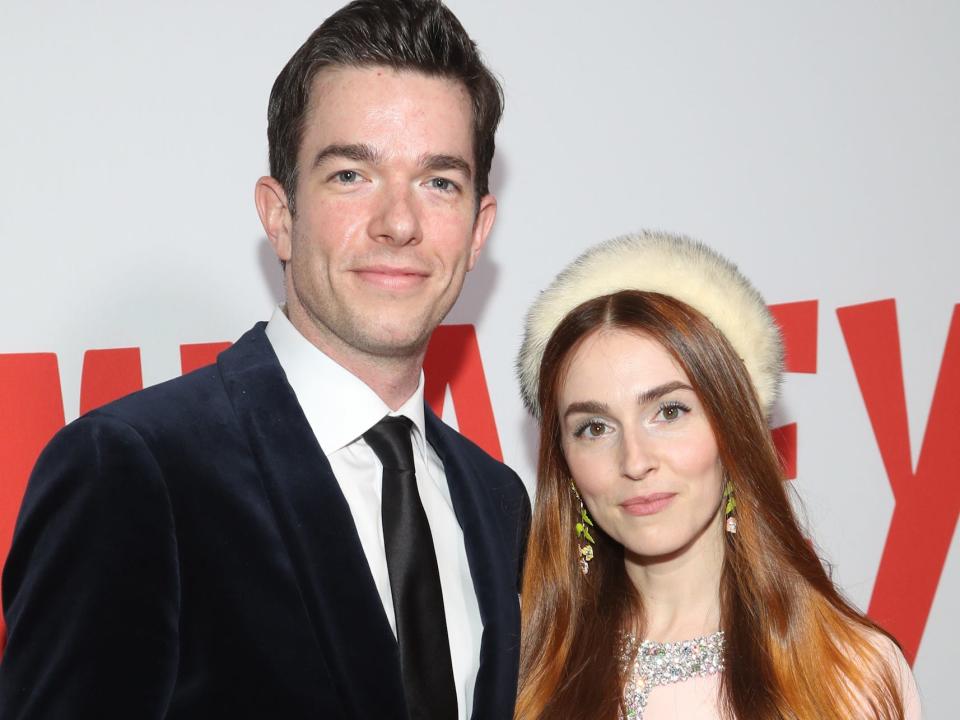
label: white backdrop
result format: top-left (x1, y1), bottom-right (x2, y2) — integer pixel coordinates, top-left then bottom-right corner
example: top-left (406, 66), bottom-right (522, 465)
top-left (1, 1), bottom-right (957, 715)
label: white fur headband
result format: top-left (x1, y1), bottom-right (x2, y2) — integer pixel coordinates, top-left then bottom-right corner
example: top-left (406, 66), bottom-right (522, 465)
top-left (516, 231), bottom-right (784, 418)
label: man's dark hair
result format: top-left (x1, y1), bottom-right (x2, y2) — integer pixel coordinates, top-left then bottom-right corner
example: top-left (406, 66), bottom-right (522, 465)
top-left (268, 0), bottom-right (503, 214)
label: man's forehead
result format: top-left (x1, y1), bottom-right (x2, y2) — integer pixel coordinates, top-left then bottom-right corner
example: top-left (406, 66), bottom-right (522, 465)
top-left (299, 64), bottom-right (476, 164)
top-left (305, 64), bottom-right (471, 117)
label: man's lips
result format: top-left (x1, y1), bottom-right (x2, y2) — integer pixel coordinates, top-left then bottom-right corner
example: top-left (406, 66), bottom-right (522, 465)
top-left (353, 265), bottom-right (429, 290)
top-left (620, 492), bottom-right (677, 516)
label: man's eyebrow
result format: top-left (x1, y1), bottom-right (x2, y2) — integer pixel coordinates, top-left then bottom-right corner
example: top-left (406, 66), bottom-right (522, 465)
top-left (636, 381), bottom-right (693, 405)
top-left (420, 153), bottom-right (472, 179)
top-left (312, 143), bottom-right (382, 169)
top-left (563, 400), bottom-right (609, 420)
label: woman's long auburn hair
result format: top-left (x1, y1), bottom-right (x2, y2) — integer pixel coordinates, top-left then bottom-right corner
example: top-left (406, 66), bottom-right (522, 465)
top-left (515, 291), bottom-right (904, 720)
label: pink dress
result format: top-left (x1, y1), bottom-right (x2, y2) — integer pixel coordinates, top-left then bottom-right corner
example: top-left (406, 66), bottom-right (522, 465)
top-left (621, 631), bottom-right (922, 719)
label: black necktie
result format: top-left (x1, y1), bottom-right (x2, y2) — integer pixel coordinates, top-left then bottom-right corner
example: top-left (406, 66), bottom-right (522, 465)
top-left (363, 416), bottom-right (458, 720)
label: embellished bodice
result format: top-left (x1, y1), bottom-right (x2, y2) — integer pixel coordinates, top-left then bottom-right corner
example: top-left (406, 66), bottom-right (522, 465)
top-left (620, 631), bottom-right (725, 720)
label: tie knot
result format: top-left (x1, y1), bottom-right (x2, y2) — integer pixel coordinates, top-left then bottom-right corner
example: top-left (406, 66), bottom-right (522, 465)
top-left (363, 415), bottom-right (415, 472)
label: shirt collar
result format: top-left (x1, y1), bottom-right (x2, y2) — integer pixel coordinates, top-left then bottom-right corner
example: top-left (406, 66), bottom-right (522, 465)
top-left (265, 306), bottom-right (427, 455)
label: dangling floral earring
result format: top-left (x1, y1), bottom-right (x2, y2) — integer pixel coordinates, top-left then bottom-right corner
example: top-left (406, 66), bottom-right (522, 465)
top-left (723, 480), bottom-right (737, 534)
top-left (571, 483), bottom-right (596, 574)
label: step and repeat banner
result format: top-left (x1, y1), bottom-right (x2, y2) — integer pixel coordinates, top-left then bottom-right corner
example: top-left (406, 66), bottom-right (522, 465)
top-left (1, 1), bottom-right (956, 714)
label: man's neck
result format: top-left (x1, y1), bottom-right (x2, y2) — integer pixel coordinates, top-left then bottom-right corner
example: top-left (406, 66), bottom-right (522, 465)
top-left (284, 303), bottom-right (424, 411)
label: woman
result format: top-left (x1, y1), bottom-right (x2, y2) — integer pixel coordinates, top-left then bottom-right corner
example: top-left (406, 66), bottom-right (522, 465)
top-left (514, 232), bottom-right (921, 719)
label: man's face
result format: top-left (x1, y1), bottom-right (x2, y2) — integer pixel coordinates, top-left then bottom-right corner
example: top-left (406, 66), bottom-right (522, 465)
top-left (271, 66), bottom-right (494, 361)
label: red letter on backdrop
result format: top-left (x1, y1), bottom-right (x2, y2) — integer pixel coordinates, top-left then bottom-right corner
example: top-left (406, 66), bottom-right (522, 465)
top-left (79, 348), bottom-right (144, 415)
top-left (0, 354), bottom-right (67, 650)
top-left (838, 300), bottom-right (960, 664)
top-left (770, 300), bottom-right (819, 375)
top-left (180, 342), bottom-right (231, 374)
top-left (769, 300), bottom-right (819, 479)
top-left (423, 325), bottom-right (503, 461)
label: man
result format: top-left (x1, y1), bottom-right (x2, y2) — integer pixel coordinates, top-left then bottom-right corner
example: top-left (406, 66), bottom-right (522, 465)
top-left (0, 2), bottom-right (530, 718)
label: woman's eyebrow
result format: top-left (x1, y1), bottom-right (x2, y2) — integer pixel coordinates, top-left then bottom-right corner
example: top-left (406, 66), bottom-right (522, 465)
top-left (636, 381), bottom-right (693, 405)
top-left (562, 382), bottom-right (692, 420)
top-left (563, 400), bottom-right (609, 420)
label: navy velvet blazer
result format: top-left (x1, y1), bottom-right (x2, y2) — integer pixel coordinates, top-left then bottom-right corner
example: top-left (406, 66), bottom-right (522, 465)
top-left (0, 323), bottom-right (531, 719)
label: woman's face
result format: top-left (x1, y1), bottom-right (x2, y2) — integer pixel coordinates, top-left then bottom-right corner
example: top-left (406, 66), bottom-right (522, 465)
top-left (558, 329), bottom-right (725, 562)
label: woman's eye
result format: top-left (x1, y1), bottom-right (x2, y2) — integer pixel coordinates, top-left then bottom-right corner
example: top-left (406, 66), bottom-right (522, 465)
top-left (574, 419), bottom-right (610, 439)
top-left (656, 401), bottom-right (690, 422)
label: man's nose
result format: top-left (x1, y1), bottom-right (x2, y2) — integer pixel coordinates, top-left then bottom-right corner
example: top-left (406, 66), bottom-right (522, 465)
top-left (369, 183), bottom-right (422, 246)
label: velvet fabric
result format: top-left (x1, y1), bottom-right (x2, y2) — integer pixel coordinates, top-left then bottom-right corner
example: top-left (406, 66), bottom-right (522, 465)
top-left (0, 323), bottom-right (531, 719)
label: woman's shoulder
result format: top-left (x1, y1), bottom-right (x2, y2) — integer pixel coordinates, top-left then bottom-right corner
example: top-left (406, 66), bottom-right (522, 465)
top-left (855, 627), bottom-right (923, 720)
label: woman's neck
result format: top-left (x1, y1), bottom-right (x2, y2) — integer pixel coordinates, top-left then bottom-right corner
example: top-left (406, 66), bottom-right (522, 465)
top-left (624, 512), bottom-right (725, 643)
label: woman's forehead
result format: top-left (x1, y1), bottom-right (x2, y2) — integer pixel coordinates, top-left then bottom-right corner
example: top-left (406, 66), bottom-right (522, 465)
top-left (559, 329), bottom-right (691, 402)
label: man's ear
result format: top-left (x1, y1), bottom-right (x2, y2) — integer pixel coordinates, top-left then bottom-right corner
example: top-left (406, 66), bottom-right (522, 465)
top-left (255, 176), bottom-right (292, 263)
top-left (467, 193), bottom-right (497, 271)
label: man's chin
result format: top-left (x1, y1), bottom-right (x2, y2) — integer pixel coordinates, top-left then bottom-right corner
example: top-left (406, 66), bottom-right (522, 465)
top-left (349, 325), bottom-right (433, 360)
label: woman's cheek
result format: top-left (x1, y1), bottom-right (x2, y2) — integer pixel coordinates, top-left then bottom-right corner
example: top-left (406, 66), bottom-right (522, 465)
top-left (663, 430), bottom-right (718, 473)
top-left (566, 446), bottom-right (604, 485)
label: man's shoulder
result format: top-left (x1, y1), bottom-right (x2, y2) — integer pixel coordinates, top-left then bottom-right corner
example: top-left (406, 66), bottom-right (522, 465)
top-left (428, 414), bottom-right (500, 467)
top-left (92, 361), bottom-right (229, 432)
top-left (83, 322), bottom-right (271, 434)
top-left (26, 364), bottom-right (235, 481)
top-left (427, 412), bottom-right (528, 497)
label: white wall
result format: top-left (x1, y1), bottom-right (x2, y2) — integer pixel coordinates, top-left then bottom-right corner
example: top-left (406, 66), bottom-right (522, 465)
top-left (1, 1), bottom-right (956, 714)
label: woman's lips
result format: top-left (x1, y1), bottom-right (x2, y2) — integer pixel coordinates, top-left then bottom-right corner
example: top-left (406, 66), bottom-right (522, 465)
top-left (620, 492), bottom-right (677, 516)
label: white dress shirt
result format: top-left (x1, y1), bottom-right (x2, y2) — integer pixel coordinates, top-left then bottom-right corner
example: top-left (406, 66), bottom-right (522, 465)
top-left (265, 307), bottom-right (482, 719)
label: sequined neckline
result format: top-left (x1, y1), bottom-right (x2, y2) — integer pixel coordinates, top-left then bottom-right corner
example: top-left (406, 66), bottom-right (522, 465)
top-left (620, 630), bottom-right (725, 720)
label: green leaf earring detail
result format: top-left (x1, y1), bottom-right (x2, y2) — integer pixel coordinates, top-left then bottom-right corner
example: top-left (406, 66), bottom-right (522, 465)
top-left (724, 480), bottom-right (737, 534)
top-left (571, 483), bottom-right (596, 574)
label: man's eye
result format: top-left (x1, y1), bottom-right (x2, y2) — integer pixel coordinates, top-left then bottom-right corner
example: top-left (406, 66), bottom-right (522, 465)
top-left (335, 170), bottom-right (358, 183)
top-left (429, 177), bottom-right (455, 191)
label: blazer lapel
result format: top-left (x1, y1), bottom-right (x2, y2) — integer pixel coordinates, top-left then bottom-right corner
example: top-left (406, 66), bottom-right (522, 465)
top-left (217, 324), bottom-right (406, 719)
top-left (425, 409), bottom-right (521, 720)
